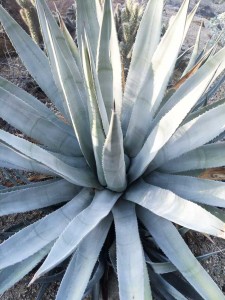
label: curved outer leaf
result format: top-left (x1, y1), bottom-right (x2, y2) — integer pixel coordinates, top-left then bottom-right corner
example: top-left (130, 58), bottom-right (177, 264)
top-left (161, 142), bottom-right (225, 173)
top-left (125, 179), bottom-right (225, 238)
top-left (0, 147), bottom-right (86, 175)
top-left (103, 112), bottom-right (127, 192)
top-left (0, 189), bottom-right (93, 269)
top-left (0, 129), bottom-right (100, 189)
top-left (0, 143), bottom-right (52, 174)
top-left (149, 101), bottom-right (225, 172)
top-left (32, 190), bottom-right (121, 280)
top-left (76, 0), bottom-right (100, 63)
top-left (0, 179), bottom-right (81, 216)
top-left (122, 0), bottom-right (164, 133)
top-left (97, 0), bottom-right (122, 118)
top-left (0, 244), bottom-right (52, 295)
top-left (36, 0), bottom-right (95, 169)
top-left (82, 34), bottom-right (107, 186)
top-left (138, 208), bottom-right (225, 299)
top-left (0, 76), bottom-right (72, 134)
top-left (113, 200), bottom-right (152, 300)
top-left (0, 87), bottom-right (78, 156)
top-left (56, 215), bottom-right (112, 300)
top-left (147, 172), bottom-right (225, 208)
top-left (0, 5), bottom-right (65, 116)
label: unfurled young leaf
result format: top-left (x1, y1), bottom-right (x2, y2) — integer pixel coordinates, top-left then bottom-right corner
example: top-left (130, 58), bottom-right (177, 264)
top-left (103, 111), bottom-right (127, 192)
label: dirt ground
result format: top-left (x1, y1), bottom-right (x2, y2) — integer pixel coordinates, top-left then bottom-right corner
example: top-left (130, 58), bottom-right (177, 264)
top-left (1, 1), bottom-right (225, 299)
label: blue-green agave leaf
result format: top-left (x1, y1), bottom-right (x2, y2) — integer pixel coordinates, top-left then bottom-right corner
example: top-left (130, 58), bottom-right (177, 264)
top-left (97, 0), bottom-right (122, 118)
top-left (76, 0), bottom-right (100, 63)
top-left (147, 172), bottom-right (225, 208)
top-left (132, 44), bottom-right (225, 180)
top-left (148, 269), bottom-right (187, 300)
top-left (194, 73), bottom-right (225, 112)
top-left (138, 208), bottom-right (225, 299)
top-left (82, 34), bottom-right (107, 186)
top-left (153, 46), bottom-right (225, 126)
top-left (146, 249), bottom-right (225, 275)
top-left (124, 65), bottom-right (154, 157)
top-left (128, 48), bottom-right (225, 181)
top-left (0, 143), bottom-right (51, 174)
top-left (125, 179), bottom-right (225, 238)
top-left (182, 1), bottom-right (200, 43)
top-left (0, 189), bottom-right (93, 269)
top-left (182, 22), bottom-right (202, 77)
top-left (0, 179), bottom-right (81, 216)
top-left (97, 0), bottom-right (113, 120)
top-left (83, 33), bottom-right (109, 135)
top-left (32, 190), bottom-right (120, 280)
top-left (113, 200), bottom-right (152, 300)
top-left (56, 215), bottom-right (112, 300)
top-left (182, 97), bottom-right (225, 126)
top-left (59, 16), bottom-right (83, 76)
top-left (0, 243), bottom-right (52, 295)
top-left (0, 5), bottom-right (65, 116)
top-left (148, 0), bottom-right (190, 117)
top-left (161, 142), bottom-right (225, 173)
top-left (0, 129), bottom-right (100, 188)
top-left (149, 100), bottom-right (225, 172)
top-left (0, 87), bottom-right (78, 156)
top-left (128, 72), bottom-right (214, 181)
top-left (36, 0), bottom-right (95, 169)
top-left (122, 0), bottom-right (164, 133)
top-left (0, 76), bottom-right (72, 134)
top-left (103, 112), bottom-right (127, 192)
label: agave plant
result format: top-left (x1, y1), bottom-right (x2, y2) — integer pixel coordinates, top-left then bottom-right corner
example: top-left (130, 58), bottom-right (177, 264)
top-left (1, 0), bottom-right (225, 299)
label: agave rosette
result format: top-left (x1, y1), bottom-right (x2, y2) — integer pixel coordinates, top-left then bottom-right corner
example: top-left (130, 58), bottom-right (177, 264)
top-left (0, 0), bottom-right (225, 299)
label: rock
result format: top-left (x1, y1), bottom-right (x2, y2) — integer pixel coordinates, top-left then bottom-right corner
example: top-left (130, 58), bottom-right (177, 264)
top-left (212, 0), bottom-right (225, 4)
top-left (198, 5), bottom-right (216, 18)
